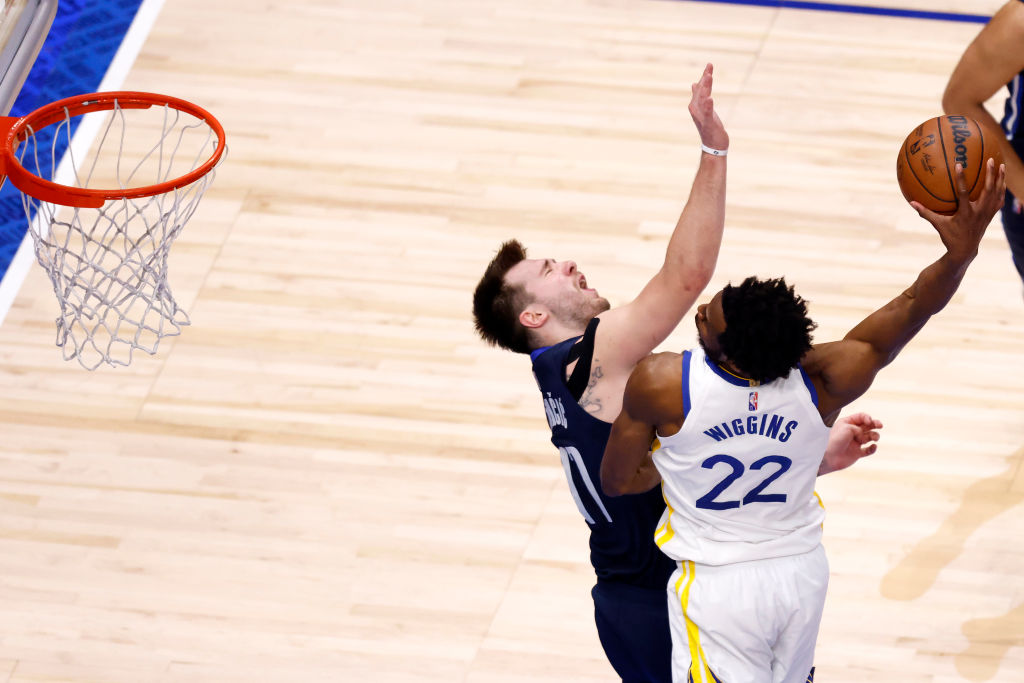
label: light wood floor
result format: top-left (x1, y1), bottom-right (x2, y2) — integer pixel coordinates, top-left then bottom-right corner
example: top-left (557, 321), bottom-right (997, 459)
top-left (0, 0), bottom-right (1022, 680)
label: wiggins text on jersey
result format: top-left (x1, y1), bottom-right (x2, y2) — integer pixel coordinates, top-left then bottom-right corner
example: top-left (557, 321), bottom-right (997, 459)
top-left (702, 413), bottom-right (798, 443)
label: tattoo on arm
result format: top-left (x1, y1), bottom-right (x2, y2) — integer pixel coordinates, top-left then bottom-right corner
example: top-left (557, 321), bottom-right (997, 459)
top-left (579, 365), bottom-right (604, 415)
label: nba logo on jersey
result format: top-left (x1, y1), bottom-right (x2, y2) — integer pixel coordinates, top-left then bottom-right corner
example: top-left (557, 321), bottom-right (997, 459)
top-left (748, 391), bottom-right (758, 411)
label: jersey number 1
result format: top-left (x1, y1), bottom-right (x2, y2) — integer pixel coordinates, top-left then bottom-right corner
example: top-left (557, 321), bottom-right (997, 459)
top-left (559, 445), bottom-right (613, 524)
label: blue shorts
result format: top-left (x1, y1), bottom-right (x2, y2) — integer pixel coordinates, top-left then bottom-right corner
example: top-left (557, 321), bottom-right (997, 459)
top-left (592, 581), bottom-right (672, 683)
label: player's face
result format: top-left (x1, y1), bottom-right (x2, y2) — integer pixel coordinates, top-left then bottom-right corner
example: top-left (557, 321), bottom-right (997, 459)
top-left (505, 257), bottom-right (610, 326)
top-left (695, 289), bottom-right (727, 360)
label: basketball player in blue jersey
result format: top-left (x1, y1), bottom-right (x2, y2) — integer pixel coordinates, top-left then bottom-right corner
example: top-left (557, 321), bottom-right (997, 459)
top-left (601, 161), bottom-right (1006, 683)
top-left (942, 0), bottom-right (1024, 290)
top-left (472, 64), bottom-right (883, 683)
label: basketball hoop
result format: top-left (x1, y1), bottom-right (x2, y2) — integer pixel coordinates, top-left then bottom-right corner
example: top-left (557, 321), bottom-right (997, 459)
top-left (0, 91), bottom-right (226, 369)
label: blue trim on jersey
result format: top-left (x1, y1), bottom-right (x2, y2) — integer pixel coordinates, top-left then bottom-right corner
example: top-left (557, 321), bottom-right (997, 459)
top-left (704, 354), bottom-right (755, 387)
top-left (798, 364), bottom-right (818, 407)
top-left (681, 350), bottom-right (692, 418)
top-left (530, 346), bottom-right (552, 362)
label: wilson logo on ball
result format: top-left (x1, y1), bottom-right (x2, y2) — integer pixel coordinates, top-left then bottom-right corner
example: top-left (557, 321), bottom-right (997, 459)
top-left (948, 115), bottom-right (973, 168)
top-left (896, 115), bottom-right (1003, 215)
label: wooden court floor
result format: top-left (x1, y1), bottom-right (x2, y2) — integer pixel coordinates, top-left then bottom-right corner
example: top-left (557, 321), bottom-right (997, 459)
top-left (0, 0), bottom-right (1022, 680)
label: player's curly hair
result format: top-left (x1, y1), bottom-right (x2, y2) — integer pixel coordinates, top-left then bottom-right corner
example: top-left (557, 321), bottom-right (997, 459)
top-left (718, 276), bottom-right (816, 384)
top-left (472, 239), bottom-right (533, 354)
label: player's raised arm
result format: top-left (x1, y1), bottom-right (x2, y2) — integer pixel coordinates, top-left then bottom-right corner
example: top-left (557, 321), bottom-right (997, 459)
top-left (595, 63), bottom-right (729, 373)
top-left (807, 161), bottom-right (1006, 422)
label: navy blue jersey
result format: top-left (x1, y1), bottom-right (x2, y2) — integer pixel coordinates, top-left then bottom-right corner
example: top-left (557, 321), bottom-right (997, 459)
top-left (531, 319), bottom-right (675, 589)
top-left (1001, 31), bottom-right (1024, 164)
top-left (998, 3), bottom-right (1024, 283)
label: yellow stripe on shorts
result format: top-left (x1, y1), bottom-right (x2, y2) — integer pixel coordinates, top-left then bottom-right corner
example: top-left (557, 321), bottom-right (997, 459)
top-left (676, 561), bottom-right (719, 683)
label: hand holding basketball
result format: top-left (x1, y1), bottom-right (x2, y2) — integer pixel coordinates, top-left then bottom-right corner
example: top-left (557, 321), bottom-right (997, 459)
top-left (896, 115), bottom-right (1003, 215)
top-left (911, 157), bottom-right (1005, 261)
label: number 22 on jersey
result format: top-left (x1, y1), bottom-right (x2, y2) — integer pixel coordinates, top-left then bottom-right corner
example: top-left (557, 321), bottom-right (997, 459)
top-left (695, 454), bottom-right (793, 510)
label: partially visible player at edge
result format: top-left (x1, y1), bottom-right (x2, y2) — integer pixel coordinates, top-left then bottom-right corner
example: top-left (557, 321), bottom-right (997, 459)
top-left (942, 0), bottom-right (1024, 290)
top-left (472, 63), bottom-right (883, 683)
top-left (600, 160), bottom-right (1006, 682)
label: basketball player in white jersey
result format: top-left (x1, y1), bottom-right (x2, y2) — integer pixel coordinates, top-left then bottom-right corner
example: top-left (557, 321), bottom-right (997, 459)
top-left (474, 64), bottom-right (884, 683)
top-left (600, 159), bottom-right (1006, 683)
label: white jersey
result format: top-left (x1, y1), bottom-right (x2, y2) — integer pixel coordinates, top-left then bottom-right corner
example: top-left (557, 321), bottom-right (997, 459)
top-left (653, 347), bottom-right (831, 566)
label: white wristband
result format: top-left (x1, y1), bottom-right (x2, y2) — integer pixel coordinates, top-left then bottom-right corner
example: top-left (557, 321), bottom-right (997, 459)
top-left (701, 143), bottom-right (728, 157)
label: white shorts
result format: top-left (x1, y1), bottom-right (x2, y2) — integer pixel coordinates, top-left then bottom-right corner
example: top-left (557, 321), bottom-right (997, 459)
top-left (666, 544), bottom-right (829, 683)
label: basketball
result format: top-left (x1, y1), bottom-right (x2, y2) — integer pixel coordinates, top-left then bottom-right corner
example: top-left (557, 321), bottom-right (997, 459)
top-left (896, 115), bottom-right (1003, 215)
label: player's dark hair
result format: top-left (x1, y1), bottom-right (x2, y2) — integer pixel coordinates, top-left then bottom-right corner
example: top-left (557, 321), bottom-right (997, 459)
top-left (718, 276), bottom-right (816, 384)
top-left (473, 239), bottom-right (533, 354)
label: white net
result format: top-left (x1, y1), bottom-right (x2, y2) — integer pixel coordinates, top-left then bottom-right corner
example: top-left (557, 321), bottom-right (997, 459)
top-left (14, 98), bottom-right (223, 370)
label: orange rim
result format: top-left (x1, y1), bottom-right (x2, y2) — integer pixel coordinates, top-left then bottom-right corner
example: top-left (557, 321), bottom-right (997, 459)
top-left (0, 91), bottom-right (226, 209)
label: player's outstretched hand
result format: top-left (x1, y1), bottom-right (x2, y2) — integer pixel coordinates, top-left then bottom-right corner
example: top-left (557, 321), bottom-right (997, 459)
top-left (910, 159), bottom-right (1006, 261)
top-left (818, 412), bottom-right (883, 475)
top-left (688, 63), bottom-right (729, 153)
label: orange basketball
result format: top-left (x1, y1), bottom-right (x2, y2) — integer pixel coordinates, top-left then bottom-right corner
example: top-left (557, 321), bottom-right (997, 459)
top-left (896, 115), bottom-right (1003, 215)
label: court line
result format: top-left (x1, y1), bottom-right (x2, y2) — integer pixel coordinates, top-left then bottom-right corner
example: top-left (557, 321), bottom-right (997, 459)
top-left (0, 0), bottom-right (166, 327)
top-left (675, 0), bottom-right (990, 23)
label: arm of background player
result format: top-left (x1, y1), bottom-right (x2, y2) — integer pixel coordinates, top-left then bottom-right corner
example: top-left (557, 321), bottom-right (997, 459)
top-left (942, 0), bottom-right (1024, 200)
top-left (594, 64), bottom-right (728, 374)
top-left (807, 163), bottom-right (1005, 423)
top-left (601, 354), bottom-right (680, 496)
